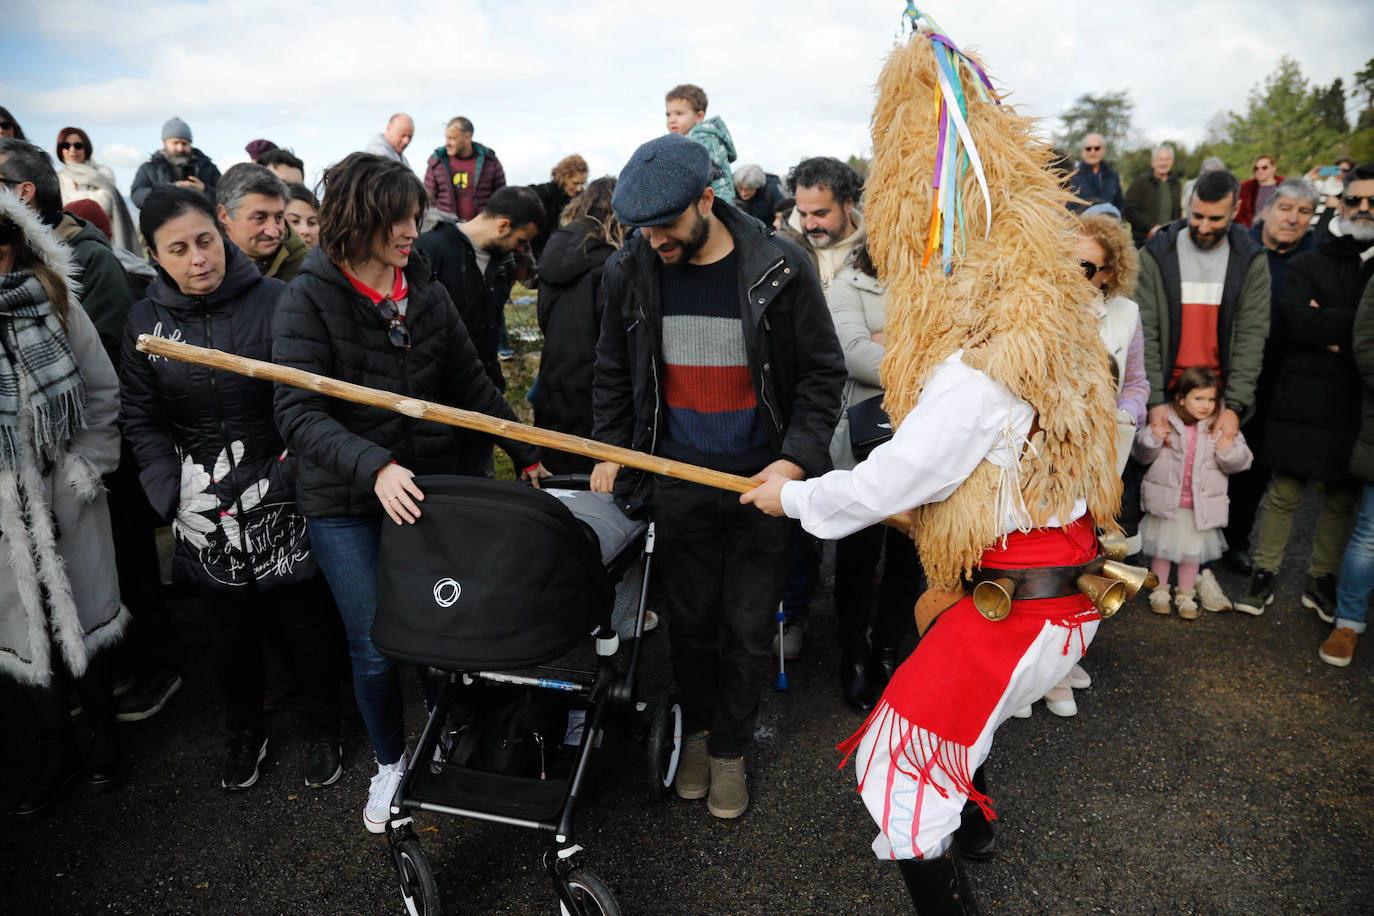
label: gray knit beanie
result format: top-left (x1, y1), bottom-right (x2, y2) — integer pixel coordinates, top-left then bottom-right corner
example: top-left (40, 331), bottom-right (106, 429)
top-left (162, 117), bottom-right (192, 142)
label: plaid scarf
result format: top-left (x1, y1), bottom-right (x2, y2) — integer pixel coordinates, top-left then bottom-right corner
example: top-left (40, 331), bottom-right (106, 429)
top-left (0, 270), bottom-right (87, 470)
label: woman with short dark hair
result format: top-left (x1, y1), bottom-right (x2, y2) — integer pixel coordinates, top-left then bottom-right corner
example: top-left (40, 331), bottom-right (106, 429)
top-left (272, 152), bottom-right (547, 834)
top-left (120, 186), bottom-right (342, 792)
top-left (55, 126), bottom-right (139, 252)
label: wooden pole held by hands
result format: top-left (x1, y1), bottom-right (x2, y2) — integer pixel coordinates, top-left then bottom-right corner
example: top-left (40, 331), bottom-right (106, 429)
top-left (134, 335), bottom-right (913, 533)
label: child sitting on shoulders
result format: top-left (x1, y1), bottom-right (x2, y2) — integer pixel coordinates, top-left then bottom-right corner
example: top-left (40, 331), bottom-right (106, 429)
top-left (1133, 367), bottom-right (1253, 619)
top-left (664, 83), bottom-right (737, 205)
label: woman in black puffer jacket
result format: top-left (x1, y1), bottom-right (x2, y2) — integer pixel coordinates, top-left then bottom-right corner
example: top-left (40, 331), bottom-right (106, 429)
top-left (532, 176), bottom-right (622, 474)
top-left (272, 153), bottom-right (547, 835)
top-left (120, 187), bottom-right (341, 792)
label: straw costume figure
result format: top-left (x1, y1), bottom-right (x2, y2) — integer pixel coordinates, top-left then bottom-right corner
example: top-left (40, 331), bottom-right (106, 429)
top-left (742, 7), bottom-right (1129, 911)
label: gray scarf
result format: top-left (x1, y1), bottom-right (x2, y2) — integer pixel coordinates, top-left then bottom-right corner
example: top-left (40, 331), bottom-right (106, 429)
top-left (0, 270), bottom-right (87, 470)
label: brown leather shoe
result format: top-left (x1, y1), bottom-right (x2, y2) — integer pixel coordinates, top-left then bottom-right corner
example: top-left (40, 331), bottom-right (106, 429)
top-left (1319, 627), bottom-right (1358, 667)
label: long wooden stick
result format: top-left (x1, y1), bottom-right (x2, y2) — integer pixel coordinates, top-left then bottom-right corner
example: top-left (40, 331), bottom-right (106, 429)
top-left (134, 335), bottom-right (913, 533)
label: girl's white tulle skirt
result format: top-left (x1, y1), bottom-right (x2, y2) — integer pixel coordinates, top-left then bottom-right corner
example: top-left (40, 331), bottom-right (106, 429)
top-left (1140, 508), bottom-right (1226, 565)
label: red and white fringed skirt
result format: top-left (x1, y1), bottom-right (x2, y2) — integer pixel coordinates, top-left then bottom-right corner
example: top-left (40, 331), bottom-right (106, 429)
top-left (837, 518), bottom-right (1103, 860)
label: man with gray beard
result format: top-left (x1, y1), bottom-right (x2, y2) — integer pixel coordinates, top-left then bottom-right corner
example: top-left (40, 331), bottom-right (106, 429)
top-left (131, 117), bottom-right (220, 208)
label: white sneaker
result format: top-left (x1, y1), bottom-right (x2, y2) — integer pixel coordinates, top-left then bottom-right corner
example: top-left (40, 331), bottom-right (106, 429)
top-left (1175, 588), bottom-right (1200, 621)
top-left (1196, 569), bottom-right (1232, 612)
top-left (1044, 683), bottom-right (1077, 717)
top-left (1010, 704), bottom-right (1032, 719)
top-left (1066, 663), bottom-right (1091, 690)
top-left (643, 609), bottom-right (660, 633)
top-left (772, 617), bottom-right (804, 661)
top-left (364, 755), bottom-right (407, 834)
top-left (1149, 585), bottom-right (1172, 615)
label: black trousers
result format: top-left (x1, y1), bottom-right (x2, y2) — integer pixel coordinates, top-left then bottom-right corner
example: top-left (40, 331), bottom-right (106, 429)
top-left (207, 577), bottom-right (340, 741)
top-left (833, 524), bottom-right (924, 663)
top-left (106, 447), bottom-right (178, 672)
top-left (651, 476), bottom-right (793, 758)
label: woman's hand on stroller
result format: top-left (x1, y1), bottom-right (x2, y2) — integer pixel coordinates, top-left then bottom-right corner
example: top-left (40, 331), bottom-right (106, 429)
top-left (740, 460), bottom-right (804, 517)
top-left (521, 462), bottom-right (551, 488)
top-left (376, 462), bottom-right (425, 525)
top-left (590, 462), bottom-right (620, 494)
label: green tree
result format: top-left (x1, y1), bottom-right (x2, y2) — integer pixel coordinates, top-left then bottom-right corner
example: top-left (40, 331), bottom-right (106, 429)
top-left (1354, 57), bottom-right (1374, 130)
top-left (1223, 57), bottom-right (1342, 173)
top-left (1314, 78), bottom-right (1350, 134)
top-left (1058, 91), bottom-right (1134, 158)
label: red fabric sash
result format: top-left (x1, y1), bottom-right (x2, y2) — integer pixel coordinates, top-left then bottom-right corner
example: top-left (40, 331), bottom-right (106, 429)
top-left (838, 519), bottom-right (1101, 817)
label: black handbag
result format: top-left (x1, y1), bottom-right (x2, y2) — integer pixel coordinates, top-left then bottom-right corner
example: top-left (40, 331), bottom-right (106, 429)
top-left (847, 395), bottom-right (894, 460)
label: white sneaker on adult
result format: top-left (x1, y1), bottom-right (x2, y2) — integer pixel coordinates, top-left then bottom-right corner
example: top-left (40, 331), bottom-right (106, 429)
top-left (1066, 663), bottom-right (1091, 690)
top-left (1196, 569), bottom-right (1232, 612)
top-left (1010, 705), bottom-right (1032, 719)
top-left (364, 755), bottom-right (407, 835)
top-left (1045, 682), bottom-right (1078, 717)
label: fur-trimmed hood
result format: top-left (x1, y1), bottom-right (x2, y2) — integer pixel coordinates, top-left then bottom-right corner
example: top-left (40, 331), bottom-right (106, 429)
top-left (0, 187), bottom-right (80, 294)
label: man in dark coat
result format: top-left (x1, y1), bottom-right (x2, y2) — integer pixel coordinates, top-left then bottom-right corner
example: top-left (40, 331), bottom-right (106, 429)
top-left (1066, 133), bottom-right (1125, 214)
top-left (591, 134), bottom-right (844, 820)
top-left (413, 186), bottom-right (544, 473)
top-left (1323, 270), bottom-right (1374, 666)
top-left (131, 117), bottom-right (220, 208)
top-left (1124, 145), bottom-right (1183, 247)
top-left (1240, 165), bottom-right (1374, 618)
top-left (1223, 178), bottom-right (1320, 575)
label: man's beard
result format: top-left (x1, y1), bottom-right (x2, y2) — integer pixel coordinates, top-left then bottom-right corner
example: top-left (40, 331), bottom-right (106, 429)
top-left (666, 209), bottom-right (710, 266)
top-left (806, 223), bottom-right (844, 249)
top-left (165, 150), bottom-right (191, 168)
top-left (1189, 223), bottom-right (1227, 250)
top-left (1345, 214), bottom-right (1374, 242)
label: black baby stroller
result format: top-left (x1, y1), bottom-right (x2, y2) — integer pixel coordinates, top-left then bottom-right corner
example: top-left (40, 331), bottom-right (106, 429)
top-left (371, 475), bottom-right (681, 915)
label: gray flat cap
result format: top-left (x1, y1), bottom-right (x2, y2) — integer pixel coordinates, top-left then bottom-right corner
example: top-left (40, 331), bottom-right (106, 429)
top-left (613, 134), bottom-right (711, 227)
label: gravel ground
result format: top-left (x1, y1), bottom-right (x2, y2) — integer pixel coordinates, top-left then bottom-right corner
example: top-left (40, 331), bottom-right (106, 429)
top-left (2, 501), bottom-right (1371, 915)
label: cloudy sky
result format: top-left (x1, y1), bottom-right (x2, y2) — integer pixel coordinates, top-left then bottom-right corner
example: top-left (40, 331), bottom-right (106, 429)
top-left (3, 0), bottom-right (1371, 198)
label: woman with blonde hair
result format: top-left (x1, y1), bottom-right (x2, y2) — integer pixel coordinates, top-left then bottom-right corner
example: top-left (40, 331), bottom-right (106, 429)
top-left (530, 153), bottom-right (589, 258)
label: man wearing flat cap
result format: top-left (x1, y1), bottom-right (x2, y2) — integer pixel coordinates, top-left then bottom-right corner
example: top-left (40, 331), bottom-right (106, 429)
top-left (591, 134), bottom-right (845, 819)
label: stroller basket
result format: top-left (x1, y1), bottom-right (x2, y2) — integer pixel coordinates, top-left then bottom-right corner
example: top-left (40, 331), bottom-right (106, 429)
top-left (373, 475), bottom-right (616, 671)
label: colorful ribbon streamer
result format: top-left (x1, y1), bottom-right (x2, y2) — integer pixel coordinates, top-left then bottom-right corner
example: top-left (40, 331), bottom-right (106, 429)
top-left (902, 3), bottom-right (1000, 273)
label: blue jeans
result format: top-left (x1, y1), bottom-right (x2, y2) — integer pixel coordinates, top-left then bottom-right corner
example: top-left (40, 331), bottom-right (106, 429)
top-left (1333, 484), bottom-right (1374, 633)
top-left (307, 516), bottom-right (406, 764)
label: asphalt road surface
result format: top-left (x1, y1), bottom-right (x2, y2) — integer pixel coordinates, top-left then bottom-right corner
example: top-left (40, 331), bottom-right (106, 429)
top-left (2, 507), bottom-right (1372, 915)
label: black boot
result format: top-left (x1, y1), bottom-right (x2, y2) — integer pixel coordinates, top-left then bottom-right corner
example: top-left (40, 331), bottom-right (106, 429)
top-left (85, 722), bottom-right (120, 793)
top-left (841, 660), bottom-right (875, 712)
top-left (13, 730), bottom-right (81, 819)
top-left (953, 767), bottom-right (995, 861)
top-left (897, 848), bottom-right (980, 914)
top-left (871, 646), bottom-right (901, 689)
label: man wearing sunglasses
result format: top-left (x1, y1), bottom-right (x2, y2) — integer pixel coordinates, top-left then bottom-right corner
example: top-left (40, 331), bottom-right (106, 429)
top-left (1067, 133), bottom-right (1124, 214)
top-left (1242, 164), bottom-right (1374, 639)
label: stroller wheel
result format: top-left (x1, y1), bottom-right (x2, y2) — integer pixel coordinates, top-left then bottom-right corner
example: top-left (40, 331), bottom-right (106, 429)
top-left (394, 836), bottom-right (441, 916)
top-left (559, 868), bottom-right (620, 916)
top-left (645, 694), bottom-right (683, 800)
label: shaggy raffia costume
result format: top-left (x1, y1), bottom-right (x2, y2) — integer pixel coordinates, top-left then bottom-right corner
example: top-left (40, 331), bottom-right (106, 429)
top-left (767, 12), bottom-right (1126, 909)
top-left (0, 189), bottom-right (127, 687)
top-left (869, 40), bottom-right (1121, 594)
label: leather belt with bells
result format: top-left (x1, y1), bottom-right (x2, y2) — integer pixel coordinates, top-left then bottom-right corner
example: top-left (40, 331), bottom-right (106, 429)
top-left (967, 555), bottom-right (1156, 622)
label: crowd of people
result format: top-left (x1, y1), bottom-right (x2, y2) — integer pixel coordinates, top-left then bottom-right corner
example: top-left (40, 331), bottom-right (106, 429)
top-left (1, 71), bottom-right (1372, 909)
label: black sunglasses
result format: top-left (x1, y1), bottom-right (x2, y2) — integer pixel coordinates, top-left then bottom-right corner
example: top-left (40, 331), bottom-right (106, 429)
top-left (59, 141), bottom-right (86, 151)
top-left (0, 221), bottom-right (20, 246)
top-left (1344, 195), bottom-right (1374, 209)
top-left (1083, 145), bottom-right (1102, 152)
top-left (1081, 259), bottom-right (1107, 280)
top-left (377, 297), bottom-right (411, 350)
top-left (0, 121), bottom-right (12, 131)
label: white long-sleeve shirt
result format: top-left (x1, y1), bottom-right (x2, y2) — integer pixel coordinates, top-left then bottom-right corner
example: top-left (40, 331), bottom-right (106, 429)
top-left (780, 352), bottom-right (1087, 540)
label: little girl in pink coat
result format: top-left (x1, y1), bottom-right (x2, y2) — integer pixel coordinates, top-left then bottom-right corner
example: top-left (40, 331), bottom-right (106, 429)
top-left (1133, 367), bottom-right (1254, 618)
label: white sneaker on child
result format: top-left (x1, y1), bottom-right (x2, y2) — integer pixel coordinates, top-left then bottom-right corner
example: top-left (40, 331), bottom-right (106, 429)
top-left (1149, 585), bottom-right (1172, 615)
top-left (364, 755), bottom-right (407, 834)
top-left (1195, 569), bottom-right (1232, 612)
top-left (1066, 663), bottom-right (1091, 689)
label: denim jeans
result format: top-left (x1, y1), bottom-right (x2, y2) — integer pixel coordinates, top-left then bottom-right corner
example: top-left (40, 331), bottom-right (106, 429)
top-left (307, 516), bottom-right (406, 765)
top-left (1334, 484), bottom-right (1374, 633)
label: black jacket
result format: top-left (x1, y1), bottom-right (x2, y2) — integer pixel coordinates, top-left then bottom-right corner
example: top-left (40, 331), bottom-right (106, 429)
top-left (593, 201), bottom-right (845, 513)
top-left (1066, 162), bottom-right (1124, 214)
top-left (532, 222), bottom-right (615, 473)
top-left (1265, 226), bottom-right (1374, 482)
top-left (120, 243), bottom-right (314, 592)
top-left (413, 221), bottom-right (514, 391)
top-left (1124, 173), bottom-right (1182, 247)
top-left (130, 148), bottom-right (221, 209)
top-left (272, 246), bottom-right (539, 518)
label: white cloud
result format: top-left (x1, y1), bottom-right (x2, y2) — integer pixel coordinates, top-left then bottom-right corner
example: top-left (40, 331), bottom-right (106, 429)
top-left (98, 142), bottom-right (143, 168)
